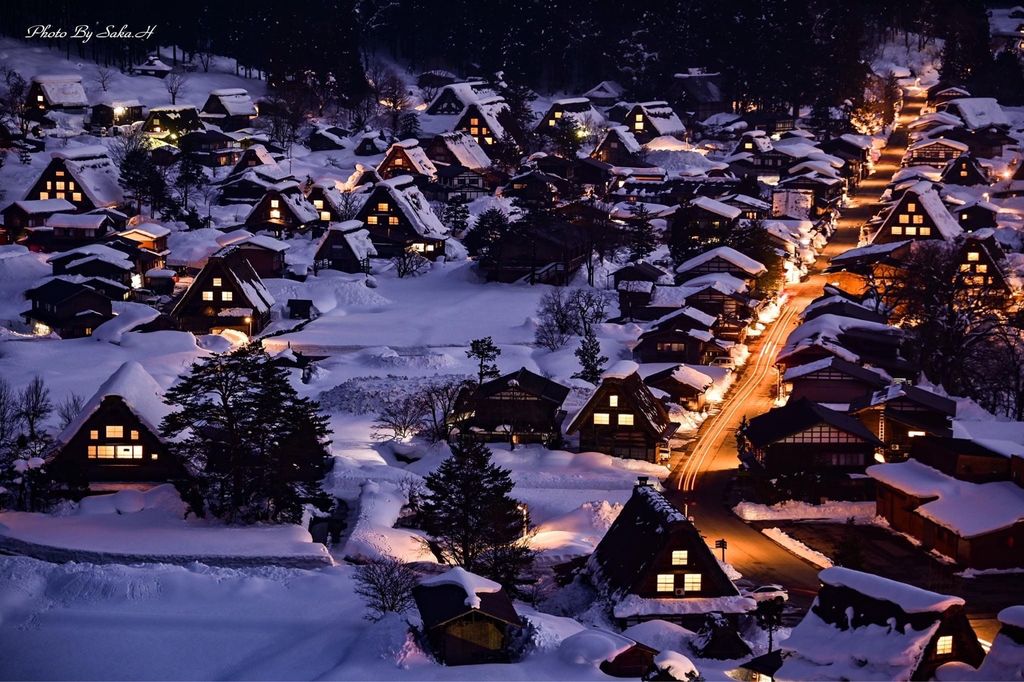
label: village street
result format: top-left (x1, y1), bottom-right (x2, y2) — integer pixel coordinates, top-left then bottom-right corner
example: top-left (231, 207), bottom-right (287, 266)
top-left (662, 96), bottom-right (925, 619)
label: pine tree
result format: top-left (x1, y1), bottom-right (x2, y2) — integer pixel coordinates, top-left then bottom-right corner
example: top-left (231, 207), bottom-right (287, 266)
top-left (466, 337), bottom-right (501, 385)
top-left (625, 203), bottom-right (658, 261)
top-left (755, 597), bottom-right (785, 653)
top-left (420, 439), bottom-right (533, 587)
top-left (441, 196), bottom-right (470, 234)
top-left (397, 111), bottom-right (421, 139)
top-left (119, 148), bottom-right (154, 215)
top-left (160, 343), bottom-right (332, 523)
top-left (548, 116), bottom-right (583, 158)
top-left (573, 326), bottom-right (608, 384)
top-left (175, 155), bottom-right (205, 211)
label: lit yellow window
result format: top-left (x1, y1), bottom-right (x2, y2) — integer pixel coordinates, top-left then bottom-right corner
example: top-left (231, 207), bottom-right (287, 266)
top-left (202, 291), bottom-right (213, 301)
top-left (960, 170), bottom-right (968, 177)
top-left (892, 225), bottom-right (903, 235)
top-left (634, 122), bottom-right (643, 131)
top-left (936, 635), bottom-right (953, 655)
top-left (89, 430), bottom-right (99, 440)
top-left (37, 94), bottom-right (44, 102)
top-left (106, 425), bottom-right (124, 438)
top-left (919, 227), bottom-right (931, 236)
top-left (898, 214), bottom-right (909, 224)
top-left (609, 395), bottom-right (618, 407)
top-left (967, 251), bottom-right (980, 261)
top-left (593, 413), bottom-right (610, 425)
top-left (212, 277), bottom-right (222, 286)
top-left (656, 574), bottom-right (674, 592)
top-left (39, 192), bottom-right (49, 200)
top-left (388, 216), bottom-right (399, 225)
top-left (313, 199), bottom-right (323, 209)
top-left (377, 202), bottom-right (389, 212)
top-left (470, 127), bottom-right (479, 135)
top-left (320, 211), bottom-right (331, 221)
top-left (906, 226), bottom-right (917, 236)
top-left (671, 550), bottom-right (688, 566)
top-left (617, 413), bottom-right (634, 426)
top-left (485, 137), bottom-right (493, 145)
top-left (412, 243), bottom-right (425, 252)
top-left (976, 264), bottom-right (988, 273)
top-left (152, 453), bottom-right (159, 460)
top-left (426, 244), bottom-right (435, 251)
top-left (88, 446), bottom-right (97, 458)
top-left (913, 215), bottom-right (924, 225)
top-left (907, 203), bottom-right (917, 212)
top-left (130, 430), bottom-right (139, 440)
top-left (221, 291), bottom-right (233, 301)
top-left (470, 117), bottom-right (479, 126)
top-left (481, 127), bottom-right (489, 135)
top-left (548, 119), bottom-right (556, 127)
top-left (270, 199), bottom-right (280, 208)
top-left (56, 171), bottom-right (65, 177)
top-left (393, 156), bottom-right (404, 165)
top-left (367, 216), bottom-right (378, 224)
top-left (56, 192), bottom-right (65, 199)
top-left (72, 192), bottom-right (82, 202)
top-left (56, 181), bottom-right (65, 190)
top-left (961, 213), bottom-right (968, 221)
top-left (554, 111), bottom-right (563, 119)
top-left (635, 114), bottom-right (643, 122)
top-left (960, 264), bottom-right (970, 272)
top-left (270, 209), bottom-right (281, 220)
top-left (46, 181), bottom-right (53, 190)
top-left (683, 573), bottom-right (702, 591)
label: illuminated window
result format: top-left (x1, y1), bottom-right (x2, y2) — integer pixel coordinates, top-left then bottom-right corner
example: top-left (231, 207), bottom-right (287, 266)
top-left (683, 573), bottom-right (702, 591)
top-left (377, 202), bottom-right (389, 212)
top-left (106, 425), bottom-right (124, 438)
top-left (426, 244), bottom-right (435, 251)
top-left (320, 211), bottom-right (331, 221)
top-left (39, 192), bottom-right (49, 200)
top-left (898, 214), bottom-right (909, 224)
top-left (481, 127), bottom-right (489, 135)
top-left (212, 277), bottom-right (222, 286)
top-left (56, 171), bottom-right (64, 177)
top-left (961, 213), bottom-right (968, 221)
top-left (907, 431), bottom-right (926, 437)
top-left (485, 137), bottom-right (493, 145)
top-left (388, 216), bottom-right (399, 225)
top-left (913, 215), bottom-right (924, 225)
top-left (976, 264), bottom-right (988, 273)
top-left (656, 574), bottom-right (674, 592)
top-left (907, 202), bottom-right (917, 212)
top-left (892, 226), bottom-right (903, 235)
top-left (72, 192), bottom-right (82, 202)
top-left (130, 430), bottom-right (139, 440)
top-left (46, 181), bottom-right (53, 190)
top-left (618, 413), bottom-right (635, 426)
top-left (37, 94), bottom-right (44, 102)
top-left (554, 111), bottom-right (563, 119)
top-left (635, 114), bottom-right (643, 122)
top-left (919, 227), bottom-right (931, 236)
top-left (593, 413), bottom-right (610, 425)
top-left (56, 192), bottom-right (65, 199)
top-left (115, 445), bottom-right (142, 459)
top-left (270, 209), bottom-right (281, 220)
top-left (221, 291), bottom-right (233, 301)
top-left (960, 264), bottom-right (970, 272)
top-left (367, 216), bottom-right (378, 224)
top-left (470, 127), bottom-right (479, 135)
top-left (393, 156), bottom-right (404, 165)
top-left (548, 119), bottom-right (556, 127)
top-left (92, 445), bottom-right (116, 459)
top-left (671, 550), bottom-right (688, 566)
top-left (906, 226), bottom-right (917, 236)
top-left (270, 199), bottom-right (280, 209)
top-left (313, 199), bottom-right (323, 209)
top-left (412, 243), bottom-right (425, 252)
top-left (56, 181), bottom-right (65, 190)
top-left (470, 117), bottom-right (479, 126)
top-left (634, 122), bottom-right (643, 131)
top-left (936, 635), bottom-right (953, 655)
top-left (67, 181), bottom-right (75, 191)
top-left (609, 395), bottom-right (619, 407)
top-left (960, 170), bottom-right (968, 177)
top-left (202, 291), bottom-right (213, 301)
top-left (89, 430), bottom-right (99, 440)
top-left (967, 251), bottom-right (980, 261)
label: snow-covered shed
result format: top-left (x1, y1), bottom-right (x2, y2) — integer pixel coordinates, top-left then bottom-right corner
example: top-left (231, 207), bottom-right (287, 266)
top-left (376, 139), bottom-right (438, 180)
top-left (200, 88), bottom-right (258, 131)
top-left (312, 221), bottom-right (376, 274)
top-left (413, 567), bottom-right (522, 666)
top-left (27, 75), bottom-right (88, 111)
top-left (170, 253), bottom-right (275, 336)
top-left (453, 367), bottom-right (570, 444)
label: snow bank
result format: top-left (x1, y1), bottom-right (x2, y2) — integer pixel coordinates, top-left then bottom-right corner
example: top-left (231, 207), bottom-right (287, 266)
top-left (421, 567), bottom-right (501, 609)
top-left (734, 500), bottom-right (876, 522)
top-left (762, 528), bottom-right (833, 568)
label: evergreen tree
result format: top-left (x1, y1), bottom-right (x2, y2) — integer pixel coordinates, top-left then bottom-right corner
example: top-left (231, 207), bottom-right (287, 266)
top-left (441, 196), bottom-right (470, 235)
top-left (548, 116), bottom-right (583, 158)
top-left (397, 111), bottom-right (421, 139)
top-left (726, 220), bottom-right (786, 296)
top-left (160, 343), bottom-right (332, 523)
top-left (488, 131), bottom-right (523, 174)
top-left (119, 148), bottom-right (155, 215)
top-left (573, 326), bottom-right (608, 384)
top-left (755, 597), bottom-right (785, 654)
top-left (625, 203), bottom-right (658, 261)
top-left (420, 439), bottom-right (533, 587)
top-left (175, 155), bottom-right (205, 211)
top-left (466, 337), bottom-right (501, 385)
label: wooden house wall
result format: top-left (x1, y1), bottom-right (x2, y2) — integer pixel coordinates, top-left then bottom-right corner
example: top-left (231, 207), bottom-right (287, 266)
top-left (787, 372), bottom-right (878, 404)
top-left (575, 384), bottom-right (667, 462)
top-left (173, 263), bottom-right (268, 335)
top-left (356, 188), bottom-right (445, 259)
top-left (429, 612), bottom-right (511, 666)
top-left (51, 395), bottom-right (178, 483)
top-left (25, 159), bottom-right (97, 211)
top-left (471, 389), bottom-right (560, 436)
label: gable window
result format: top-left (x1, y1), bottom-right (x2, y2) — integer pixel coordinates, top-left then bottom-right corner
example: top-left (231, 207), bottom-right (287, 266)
top-left (377, 202), bottom-right (389, 212)
top-left (202, 291), bottom-right (214, 301)
top-left (936, 635), bottom-right (953, 655)
top-left (898, 214), bottom-right (909, 224)
top-left (270, 209), bottom-right (281, 220)
top-left (39, 192), bottom-right (49, 200)
top-left (320, 211), bottom-right (331, 221)
top-left (617, 413), bottom-right (635, 426)
top-left (609, 395), bottom-right (619, 407)
top-left (130, 430), bottom-right (139, 440)
top-left (72, 192), bottom-right (82, 202)
top-left (913, 214), bottom-right (924, 225)
top-left (554, 111), bottom-right (563, 119)
top-left (548, 118), bottom-right (556, 127)
top-left (967, 251), bottom-right (980, 261)
top-left (393, 156), bottom-right (404, 165)
top-left (367, 215), bottom-right (378, 225)
top-left (671, 550), bottom-right (688, 566)
top-left (221, 291), bottom-right (233, 301)
top-left (683, 573), bottom-right (702, 591)
top-left (892, 226), bottom-right (903, 235)
top-left (212, 278), bottom-right (222, 287)
top-left (960, 170), bottom-right (968, 177)
top-left (89, 430), bottom-right (99, 440)
top-left (656, 574), bottom-right (674, 592)
top-left (388, 216), bottom-right (399, 225)
top-left (270, 199), bottom-right (280, 209)
top-left (906, 226), bottom-right (917, 236)
top-left (976, 264), bottom-right (988, 273)
top-left (593, 413), bottom-right (610, 425)
top-left (106, 425), bottom-right (124, 438)
top-left (907, 202), bottom-right (917, 212)
top-left (919, 227), bottom-right (931, 236)
top-left (470, 117), bottom-right (479, 126)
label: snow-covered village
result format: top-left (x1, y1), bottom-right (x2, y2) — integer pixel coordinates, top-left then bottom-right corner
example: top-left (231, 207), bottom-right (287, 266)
top-left (1, 1), bottom-right (1024, 680)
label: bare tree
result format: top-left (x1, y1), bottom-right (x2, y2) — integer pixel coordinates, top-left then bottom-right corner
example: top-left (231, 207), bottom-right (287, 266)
top-left (0, 65), bottom-right (30, 134)
top-left (94, 67), bottom-right (114, 92)
top-left (534, 288), bottom-right (612, 351)
top-left (109, 124), bottom-right (149, 167)
top-left (353, 554), bottom-right (419, 621)
top-left (164, 73), bottom-right (188, 105)
top-left (57, 393), bottom-right (84, 430)
top-left (422, 379), bottom-right (472, 442)
top-left (372, 394), bottom-right (426, 441)
top-left (0, 377), bottom-right (20, 460)
top-left (373, 66), bottom-right (409, 135)
top-left (16, 376), bottom-right (52, 442)
top-left (195, 39), bottom-right (215, 73)
top-left (392, 249), bottom-right (430, 278)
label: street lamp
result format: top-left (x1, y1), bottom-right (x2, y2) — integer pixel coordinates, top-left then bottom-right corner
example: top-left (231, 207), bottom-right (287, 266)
top-left (244, 316), bottom-right (252, 337)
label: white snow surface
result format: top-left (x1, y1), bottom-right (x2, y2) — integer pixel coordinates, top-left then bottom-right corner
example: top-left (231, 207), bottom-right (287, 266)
top-left (421, 567), bottom-right (502, 609)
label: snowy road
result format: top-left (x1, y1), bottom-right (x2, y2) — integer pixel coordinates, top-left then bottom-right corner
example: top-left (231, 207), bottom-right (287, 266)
top-left (663, 95), bottom-right (926, 618)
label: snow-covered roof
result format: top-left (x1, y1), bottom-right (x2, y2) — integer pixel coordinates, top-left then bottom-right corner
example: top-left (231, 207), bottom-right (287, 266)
top-left (420, 567), bottom-right (500, 609)
top-left (690, 196), bottom-right (742, 220)
top-left (635, 102), bottom-right (686, 137)
top-left (32, 74), bottom-right (88, 107)
top-left (434, 131), bottom-right (491, 170)
top-left (613, 594), bottom-right (754, 618)
top-left (583, 80), bottom-right (625, 100)
top-left (206, 89), bottom-right (257, 117)
top-left (46, 147), bottom-right (123, 208)
top-left (120, 223), bottom-right (171, 240)
top-left (907, 137), bottom-right (969, 153)
top-left (602, 126), bottom-right (642, 154)
top-left (375, 176), bottom-right (447, 239)
top-left (819, 567), bottom-right (964, 613)
top-left (383, 139), bottom-right (438, 177)
top-left (45, 213), bottom-right (110, 230)
top-left (54, 362), bottom-right (171, 447)
top-left (944, 98), bottom-right (1010, 130)
top-left (678, 271), bottom-right (749, 295)
top-left (669, 365), bottom-right (714, 391)
top-left (12, 198), bottom-right (76, 214)
top-left (675, 245), bottom-right (766, 276)
top-left (559, 629), bottom-right (637, 666)
top-left (867, 460), bottom-right (1024, 537)
top-left (602, 360), bottom-right (640, 380)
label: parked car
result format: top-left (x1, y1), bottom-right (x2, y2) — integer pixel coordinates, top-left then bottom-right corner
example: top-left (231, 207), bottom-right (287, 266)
top-left (711, 356), bottom-right (736, 370)
top-left (740, 584), bottom-right (789, 602)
